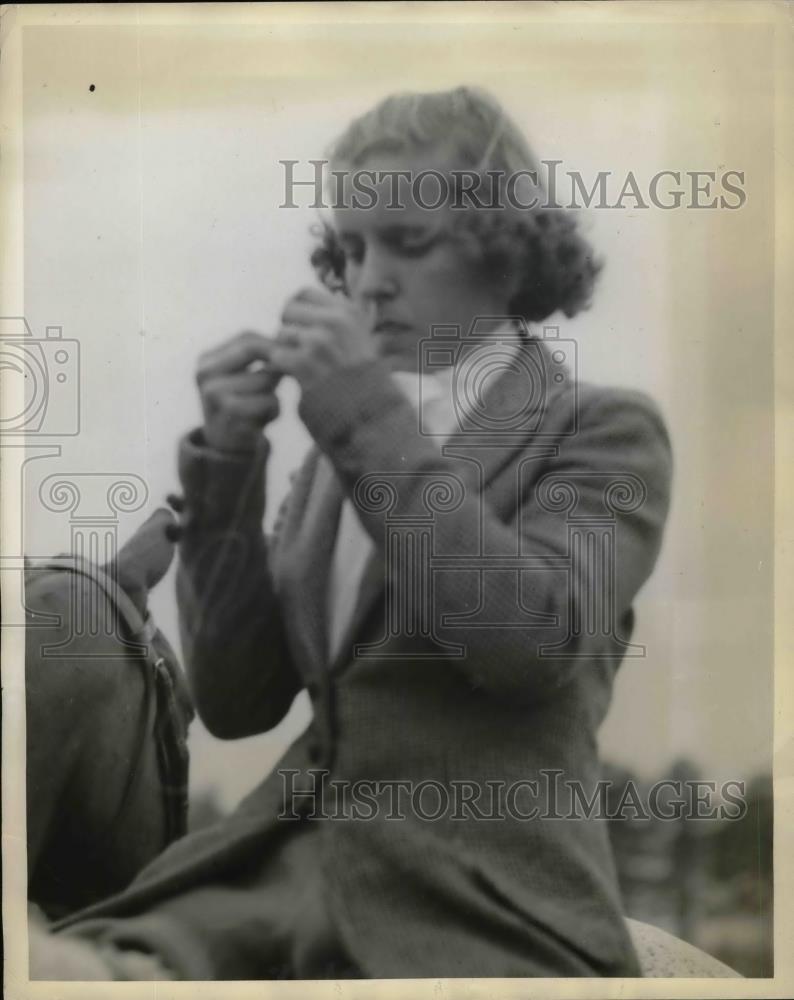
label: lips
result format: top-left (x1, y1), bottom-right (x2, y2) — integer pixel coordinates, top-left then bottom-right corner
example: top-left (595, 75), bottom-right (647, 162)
top-left (373, 320), bottom-right (412, 334)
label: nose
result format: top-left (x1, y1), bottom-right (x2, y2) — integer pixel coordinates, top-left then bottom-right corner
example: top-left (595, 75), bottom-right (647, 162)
top-left (353, 245), bottom-right (398, 305)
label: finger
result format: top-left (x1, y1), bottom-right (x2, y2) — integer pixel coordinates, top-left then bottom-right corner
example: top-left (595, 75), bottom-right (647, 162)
top-left (202, 381), bottom-right (281, 419)
top-left (274, 326), bottom-right (302, 349)
top-left (197, 331), bottom-right (275, 381)
top-left (291, 285), bottom-right (336, 306)
top-left (268, 342), bottom-right (304, 378)
top-left (203, 369), bottom-right (282, 396)
top-left (197, 340), bottom-right (275, 384)
top-left (274, 324), bottom-right (329, 355)
top-left (220, 394), bottom-right (281, 422)
top-left (201, 376), bottom-right (273, 408)
top-left (293, 284), bottom-right (360, 310)
top-left (199, 329), bottom-right (271, 364)
top-left (281, 304), bottom-right (350, 340)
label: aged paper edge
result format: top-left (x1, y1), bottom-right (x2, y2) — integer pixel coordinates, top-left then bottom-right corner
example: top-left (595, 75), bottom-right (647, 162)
top-left (1, 2), bottom-right (791, 998)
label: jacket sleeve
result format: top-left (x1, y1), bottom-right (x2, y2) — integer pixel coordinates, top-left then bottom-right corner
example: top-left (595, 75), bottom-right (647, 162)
top-left (174, 429), bottom-right (302, 738)
top-left (298, 357), bottom-right (673, 705)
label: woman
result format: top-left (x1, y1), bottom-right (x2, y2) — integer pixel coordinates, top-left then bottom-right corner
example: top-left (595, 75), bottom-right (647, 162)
top-left (36, 85), bottom-right (672, 980)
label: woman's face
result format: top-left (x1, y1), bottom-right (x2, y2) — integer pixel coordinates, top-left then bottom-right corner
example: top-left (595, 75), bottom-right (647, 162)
top-left (331, 151), bottom-right (518, 372)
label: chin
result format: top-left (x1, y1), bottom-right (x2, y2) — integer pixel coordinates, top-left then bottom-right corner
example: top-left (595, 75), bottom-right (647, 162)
top-left (382, 352), bottom-right (419, 374)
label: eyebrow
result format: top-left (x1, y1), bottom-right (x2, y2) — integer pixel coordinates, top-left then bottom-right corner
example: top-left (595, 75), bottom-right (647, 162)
top-left (334, 219), bottom-right (446, 250)
top-left (362, 224), bottom-right (440, 242)
top-left (381, 224), bottom-right (434, 236)
top-left (337, 223), bottom-right (432, 236)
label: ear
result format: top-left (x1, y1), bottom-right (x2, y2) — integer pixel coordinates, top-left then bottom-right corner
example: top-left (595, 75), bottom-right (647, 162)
top-left (310, 225), bottom-right (348, 294)
top-left (106, 508), bottom-right (177, 614)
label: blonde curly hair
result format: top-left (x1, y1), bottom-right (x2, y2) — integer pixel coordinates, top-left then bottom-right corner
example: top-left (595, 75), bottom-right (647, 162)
top-left (311, 86), bottom-right (602, 323)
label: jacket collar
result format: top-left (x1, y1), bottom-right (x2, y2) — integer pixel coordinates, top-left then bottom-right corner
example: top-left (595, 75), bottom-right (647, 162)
top-left (280, 332), bottom-right (567, 678)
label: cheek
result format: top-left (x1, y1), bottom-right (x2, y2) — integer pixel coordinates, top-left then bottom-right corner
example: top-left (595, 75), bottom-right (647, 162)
top-left (411, 246), bottom-right (495, 307)
top-left (344, 262), bottom-right (365, 299)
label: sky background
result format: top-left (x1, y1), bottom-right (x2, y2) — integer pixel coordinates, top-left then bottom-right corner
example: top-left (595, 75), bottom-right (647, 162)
top-left (17, 14), bottom-right (774, 809)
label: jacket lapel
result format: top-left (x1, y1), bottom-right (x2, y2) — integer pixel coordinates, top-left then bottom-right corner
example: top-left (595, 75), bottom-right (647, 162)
top-left (275, 451), bottom-right (343, 679)
top-left (327, 352), bottom-right (562, 671)
top-left (327, 544), bottom-right (385, 671)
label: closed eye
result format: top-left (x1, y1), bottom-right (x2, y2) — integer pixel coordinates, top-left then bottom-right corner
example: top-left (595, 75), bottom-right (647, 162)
top-left (338, 234), bottom-right (364, 264)
top-left (382, 226), bottom-right (439, 255)
top-left (337, 226), bottom-right (441, 268)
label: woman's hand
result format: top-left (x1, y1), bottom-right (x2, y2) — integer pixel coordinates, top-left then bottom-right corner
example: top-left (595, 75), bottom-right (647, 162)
top-left (196, 331), bottom-right (282, 453)
top-left (271, 286), bottom-right (377, 393)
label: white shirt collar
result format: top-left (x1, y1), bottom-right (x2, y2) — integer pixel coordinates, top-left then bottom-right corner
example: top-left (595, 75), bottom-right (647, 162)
top-left (390, 323), bottom-right (523, 439)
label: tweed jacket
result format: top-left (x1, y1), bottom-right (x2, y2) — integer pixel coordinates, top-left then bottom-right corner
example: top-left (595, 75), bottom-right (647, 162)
top-left (57, 345), bottom-right (672, 978)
